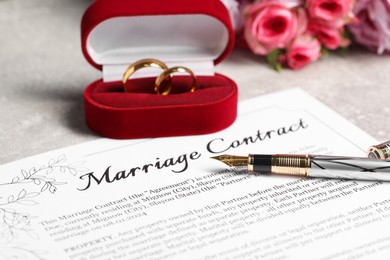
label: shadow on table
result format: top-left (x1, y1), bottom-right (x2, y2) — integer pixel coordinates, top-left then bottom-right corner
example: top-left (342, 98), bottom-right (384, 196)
top-left (18, 85), bottom-right (94, 137)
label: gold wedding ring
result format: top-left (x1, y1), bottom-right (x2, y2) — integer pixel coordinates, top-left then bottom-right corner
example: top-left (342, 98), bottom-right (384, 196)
top-left (155, 66), bottom-right (197, 95)
top-left (122, 59), bottom-right (197, 95)
top-left (122, 58), bottom-right (170, 93)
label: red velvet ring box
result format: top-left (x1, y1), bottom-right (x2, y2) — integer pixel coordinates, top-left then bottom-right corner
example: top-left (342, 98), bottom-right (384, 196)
top-left (81, 0), bottom-right (238, 139)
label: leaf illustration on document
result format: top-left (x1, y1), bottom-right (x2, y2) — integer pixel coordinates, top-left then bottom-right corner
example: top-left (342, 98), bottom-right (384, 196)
top-left (0, 243), bottom-right (48, 260)
top-left (2, 154), bottom-right (86, 192)
top-left (0, 155), bottom-right (88, 243)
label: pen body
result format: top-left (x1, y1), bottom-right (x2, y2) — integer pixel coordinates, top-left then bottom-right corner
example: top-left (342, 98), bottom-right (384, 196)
top-left (249, 154), bottom-right (390, 181)
top-left (310, 155), bottom-right (390, 181)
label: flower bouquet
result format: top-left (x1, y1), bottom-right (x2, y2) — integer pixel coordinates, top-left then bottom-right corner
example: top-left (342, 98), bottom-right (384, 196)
top-left (223, 0), bottom-right (390, 70)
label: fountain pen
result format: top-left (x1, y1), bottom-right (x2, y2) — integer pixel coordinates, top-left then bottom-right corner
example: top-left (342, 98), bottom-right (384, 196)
top-left (211, 154), bottom-right (390, 181)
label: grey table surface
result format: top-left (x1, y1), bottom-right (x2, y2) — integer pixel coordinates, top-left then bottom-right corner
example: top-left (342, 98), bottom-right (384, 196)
top-left (1, 0), bottom-right (389, 165)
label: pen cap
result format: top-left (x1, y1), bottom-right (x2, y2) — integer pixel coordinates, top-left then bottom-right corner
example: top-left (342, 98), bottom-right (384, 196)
top-left (367, 141), bottom-right (390, 159)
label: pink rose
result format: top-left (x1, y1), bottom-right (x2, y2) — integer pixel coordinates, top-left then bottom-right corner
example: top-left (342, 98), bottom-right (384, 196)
top-left (256, 0), bottom-right (304, 8)
top-left (306, 0), bottom-right (354, 27)
top-left (286, 34), bottom-right (321, 70)
top-left (220, 0), bottom-right (243, 32)
top-left (244, 2), bottom-right (308, 55)
top-left (308, 22), bottom-right (350, 49)
top-left (348, 0), bottom-right (390, 54)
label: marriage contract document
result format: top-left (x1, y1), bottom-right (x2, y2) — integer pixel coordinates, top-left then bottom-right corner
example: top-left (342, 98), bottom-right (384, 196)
top-left (1, 89), bottom-right (389, 260)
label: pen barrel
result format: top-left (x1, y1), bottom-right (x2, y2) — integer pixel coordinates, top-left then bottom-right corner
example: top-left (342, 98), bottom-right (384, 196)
top-left (309, 155), bottom-right (390, 181)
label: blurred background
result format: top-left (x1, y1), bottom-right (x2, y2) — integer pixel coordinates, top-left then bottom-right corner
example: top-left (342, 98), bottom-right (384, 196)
top-left (0, 0), bottom-right (389, 164)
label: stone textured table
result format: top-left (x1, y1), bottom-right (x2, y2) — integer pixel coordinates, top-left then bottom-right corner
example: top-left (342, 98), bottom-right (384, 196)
top-left (1, 0), bottom-right (389, 164)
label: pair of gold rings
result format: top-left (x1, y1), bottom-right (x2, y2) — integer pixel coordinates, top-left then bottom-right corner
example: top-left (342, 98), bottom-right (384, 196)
top-left (122, 59), bottom-right (197, 95)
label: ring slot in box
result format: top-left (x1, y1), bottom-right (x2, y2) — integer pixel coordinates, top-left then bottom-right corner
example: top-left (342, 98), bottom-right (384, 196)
top-left (81, 0), bottom-right (238, 139)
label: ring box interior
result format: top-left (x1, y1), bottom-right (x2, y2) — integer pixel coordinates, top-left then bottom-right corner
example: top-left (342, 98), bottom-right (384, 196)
top-left (81, 0), bottom-right (238, 139)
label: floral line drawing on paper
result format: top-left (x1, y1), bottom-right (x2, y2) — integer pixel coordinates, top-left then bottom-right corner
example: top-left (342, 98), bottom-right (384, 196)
top-left (0, 155), bottom-right (88, 243)
top-left (0, 242), bottom-right (48, 260)
top-left (0, 154), bottom-right (85, 192)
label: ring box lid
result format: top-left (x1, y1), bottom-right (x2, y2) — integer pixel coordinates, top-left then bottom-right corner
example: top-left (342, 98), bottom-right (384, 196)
top-left (81, 0), bottom-right (235, 82)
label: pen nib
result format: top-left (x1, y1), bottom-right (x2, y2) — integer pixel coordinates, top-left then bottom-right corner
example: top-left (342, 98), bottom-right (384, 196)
top-left (210, 155), bottom-right (248, 167)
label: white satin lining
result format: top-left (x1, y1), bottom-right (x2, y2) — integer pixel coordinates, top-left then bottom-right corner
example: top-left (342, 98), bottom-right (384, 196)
top-left (86, 15), bottom-right (228, 82)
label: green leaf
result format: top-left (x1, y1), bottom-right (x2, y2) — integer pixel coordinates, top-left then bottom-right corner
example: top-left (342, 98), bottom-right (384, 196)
top-left (321, 47), bottom-right (330, 58)
top-left (343, 27), bottom-right (352, 39)
top-left (274, 62), bottom-right (282, 72)
top-left (266, 49), bottom-right (283, 72)
top-left (338, 46), bottom-right (349, 56)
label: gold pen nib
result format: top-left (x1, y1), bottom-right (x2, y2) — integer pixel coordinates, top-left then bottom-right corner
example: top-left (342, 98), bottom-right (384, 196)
top-left (210, 154), bottom-right (248, 167)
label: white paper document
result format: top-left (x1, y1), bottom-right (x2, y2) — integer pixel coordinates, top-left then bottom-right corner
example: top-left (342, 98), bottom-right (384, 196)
top-left (1, 89), bottom-right (389, 260)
